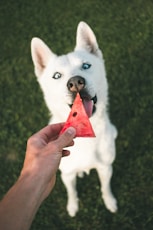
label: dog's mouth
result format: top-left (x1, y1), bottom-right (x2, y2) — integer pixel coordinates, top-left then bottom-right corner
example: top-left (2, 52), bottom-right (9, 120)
top-left (69, 94), bottom-right (97, 118)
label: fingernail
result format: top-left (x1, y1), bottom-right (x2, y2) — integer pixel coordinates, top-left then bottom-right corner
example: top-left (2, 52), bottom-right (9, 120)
top-left (66, 127), bottom-right (76, 136)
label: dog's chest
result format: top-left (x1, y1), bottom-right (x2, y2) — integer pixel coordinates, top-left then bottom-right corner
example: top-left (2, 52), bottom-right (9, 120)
top-left (59, 137), bottom-right (100, 173)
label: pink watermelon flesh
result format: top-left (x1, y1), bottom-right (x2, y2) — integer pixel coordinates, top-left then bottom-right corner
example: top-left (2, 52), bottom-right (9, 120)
top-left (60, 93), bottom-right (96, 137)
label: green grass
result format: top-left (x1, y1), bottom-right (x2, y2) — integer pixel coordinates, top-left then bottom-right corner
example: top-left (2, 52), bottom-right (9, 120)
top-left (0, 0), bottom-right (153, 229)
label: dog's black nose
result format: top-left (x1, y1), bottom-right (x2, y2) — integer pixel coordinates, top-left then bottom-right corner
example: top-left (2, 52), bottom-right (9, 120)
top-left (67, 76), bottom-right (85, 92)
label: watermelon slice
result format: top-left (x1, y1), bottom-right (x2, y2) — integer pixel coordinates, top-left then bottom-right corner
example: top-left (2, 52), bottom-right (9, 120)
top-left (60, 93), bottom-right (96, 137)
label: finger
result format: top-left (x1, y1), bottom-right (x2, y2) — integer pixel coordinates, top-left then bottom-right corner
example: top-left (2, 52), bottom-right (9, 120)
top-left (65, 140), bottom-right (75, 148)
top-left (61, 140), bottom-right (75, 157)
top-left (54, 127), bottom-right (76, 150)
top-left (62, 149), bottom-right (71, 157)
top-left (33, 123), bottom-right (65, 143)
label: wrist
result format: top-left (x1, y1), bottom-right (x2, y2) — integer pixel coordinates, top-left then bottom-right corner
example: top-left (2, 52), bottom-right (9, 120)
top-left (19, 167), bottom-right (55, 203)
top-left (19, 170), bottom-right (45, 200)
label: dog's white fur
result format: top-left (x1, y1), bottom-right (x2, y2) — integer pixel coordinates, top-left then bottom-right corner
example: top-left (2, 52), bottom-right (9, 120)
top-left (31, 21), bottom-right (118, 217)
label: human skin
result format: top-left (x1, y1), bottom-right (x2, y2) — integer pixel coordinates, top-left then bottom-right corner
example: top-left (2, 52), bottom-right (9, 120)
top-left (0, 123), bottom-right (76, 230)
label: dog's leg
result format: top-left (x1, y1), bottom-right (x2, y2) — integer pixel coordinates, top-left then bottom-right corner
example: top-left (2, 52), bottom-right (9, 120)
top-left (61, 172), bottom-right (79, 217)
top-left (96, 164), bottom-right (117, 213)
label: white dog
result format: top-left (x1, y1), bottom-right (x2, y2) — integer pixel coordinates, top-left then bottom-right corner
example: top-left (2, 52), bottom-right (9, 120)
top-left (31, 21), bottom-right (118, 217)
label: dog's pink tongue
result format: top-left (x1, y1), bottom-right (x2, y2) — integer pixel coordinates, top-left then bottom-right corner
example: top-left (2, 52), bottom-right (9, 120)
top-left (83, 99), bottom-right (93, 118)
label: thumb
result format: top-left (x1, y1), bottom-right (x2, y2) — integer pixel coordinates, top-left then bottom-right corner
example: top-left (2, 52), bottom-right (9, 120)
top-left (55, 127), bottom-right (76, 150)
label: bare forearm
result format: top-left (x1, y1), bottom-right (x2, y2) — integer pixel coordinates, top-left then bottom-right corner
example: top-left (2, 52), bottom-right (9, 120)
top-left (0, 173), bottom-right (45, 230)
top-left (0, 125), bottom-right (75, 230)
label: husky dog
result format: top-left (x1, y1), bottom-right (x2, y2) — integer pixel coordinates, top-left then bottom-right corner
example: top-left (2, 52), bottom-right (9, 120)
top-left (31, 21), bottom-right (118, 217)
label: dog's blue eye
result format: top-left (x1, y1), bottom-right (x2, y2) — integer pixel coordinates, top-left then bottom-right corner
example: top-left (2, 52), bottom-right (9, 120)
top-left (82, 63), bottom-right (91, 70)
top-left (53, 72), bottom-right (62, 79)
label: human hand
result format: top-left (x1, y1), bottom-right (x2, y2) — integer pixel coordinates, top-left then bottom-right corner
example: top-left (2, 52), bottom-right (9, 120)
top-left (0, 124), bottom-right (76, 230)
top-left (20, 123), bottom-right (76, 201)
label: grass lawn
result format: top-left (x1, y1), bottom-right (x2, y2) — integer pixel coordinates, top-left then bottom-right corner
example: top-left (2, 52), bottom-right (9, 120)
top-left (0, 0), bottom-right (153, 229)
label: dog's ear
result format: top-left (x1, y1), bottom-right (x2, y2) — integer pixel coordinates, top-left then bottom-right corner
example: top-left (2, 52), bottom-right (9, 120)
top-left (31, 38), bottom-right (56, 77)
top-left (75, 21), bottom-right (102, 58)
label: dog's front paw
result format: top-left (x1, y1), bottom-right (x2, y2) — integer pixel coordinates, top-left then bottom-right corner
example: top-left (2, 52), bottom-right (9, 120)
top-left (103, 195), bottom-right (118, 213)
top-left (67, 201), bottom-right (79, 217)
